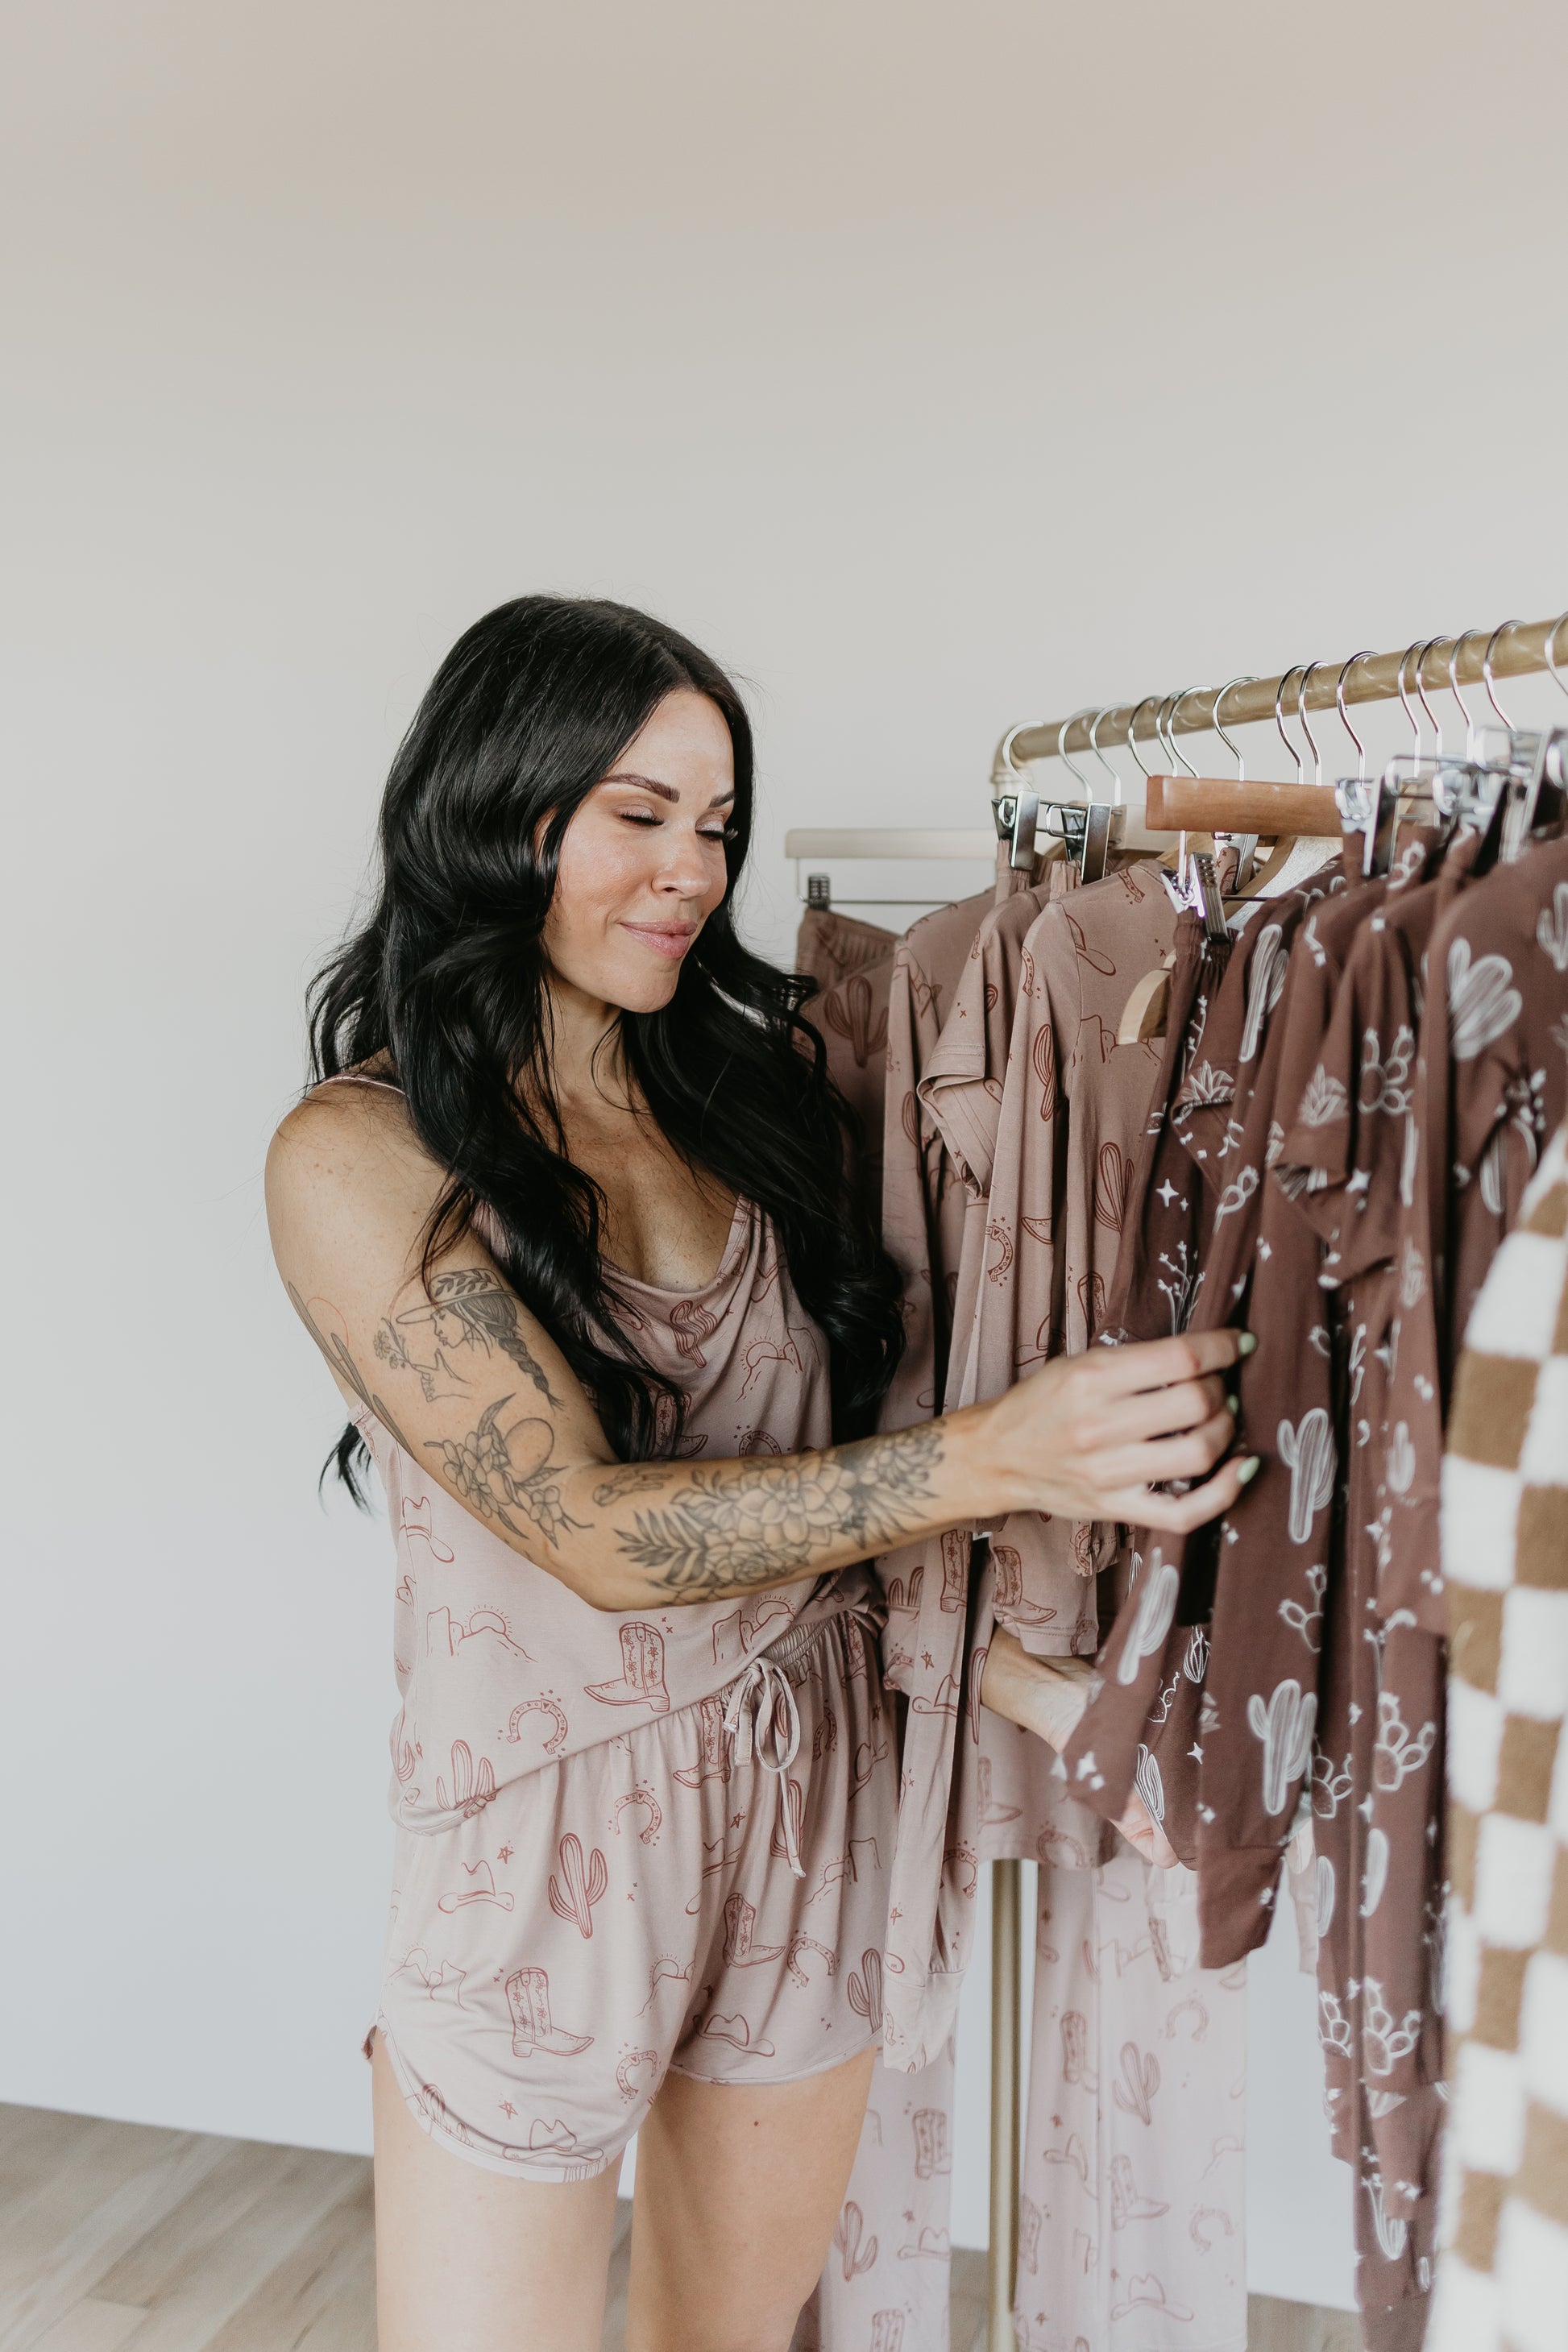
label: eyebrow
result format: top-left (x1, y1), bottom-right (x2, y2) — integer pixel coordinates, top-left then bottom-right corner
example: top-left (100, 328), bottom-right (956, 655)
top-left (601, 770), bottom-right (736, 811)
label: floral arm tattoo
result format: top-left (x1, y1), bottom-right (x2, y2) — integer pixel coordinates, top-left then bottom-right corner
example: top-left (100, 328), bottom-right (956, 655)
top-left (426, 1400), bottom-right (590, 1550)
top-left (600, 1423), bottom-right (945, 1598)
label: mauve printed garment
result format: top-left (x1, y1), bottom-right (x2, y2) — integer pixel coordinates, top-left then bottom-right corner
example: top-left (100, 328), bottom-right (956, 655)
top-left (374, 1602), bottom-right (895, 2179)
top-left (803, 948), bottom-right (897, 1222)
top-left (338, 1155), bottom-right (955, 2332)
top-left (884, 866), bottom-right (1247, 2352)
top-left (799, 882), bottom-right (995, 2352)
top-left (361, 1195), bottom-right (861, 1831)
top-left (795, 906), bottom-right (899, 996)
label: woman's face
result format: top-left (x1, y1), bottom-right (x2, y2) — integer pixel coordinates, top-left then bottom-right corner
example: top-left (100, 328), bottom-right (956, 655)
top-left (542, 689), bottom-right (736, 1014)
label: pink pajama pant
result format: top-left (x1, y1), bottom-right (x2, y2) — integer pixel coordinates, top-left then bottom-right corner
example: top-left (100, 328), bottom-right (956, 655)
top-left (370, 1607), bottom-right (898, 2180)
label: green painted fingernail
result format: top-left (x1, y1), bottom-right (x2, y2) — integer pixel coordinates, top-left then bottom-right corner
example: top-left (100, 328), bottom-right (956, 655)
top-left (1237, 1332), bottom-right (1259, 1357)
top-left (1237, 1454), bottom-right (1260, 1484)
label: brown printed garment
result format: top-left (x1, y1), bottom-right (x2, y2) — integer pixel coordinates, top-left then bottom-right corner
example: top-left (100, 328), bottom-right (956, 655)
top-left (1058, 890), bottom-right (1322, 1856)
top-left (1383, 836), bottom-right (1568, 1616)
top-left (1271, 836), bottom-right (1472, 2340)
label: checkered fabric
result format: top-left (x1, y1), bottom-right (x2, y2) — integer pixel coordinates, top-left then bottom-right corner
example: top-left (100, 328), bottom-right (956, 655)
top-left (1432, 1114), bottom-right (1568, 2352)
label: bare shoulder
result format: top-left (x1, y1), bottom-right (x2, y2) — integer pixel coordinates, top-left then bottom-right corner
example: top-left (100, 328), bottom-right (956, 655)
top-left (266, 1077), bottom-right (443, 1272)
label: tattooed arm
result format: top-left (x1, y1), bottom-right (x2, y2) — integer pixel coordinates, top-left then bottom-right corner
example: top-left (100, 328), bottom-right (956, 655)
top-left (266, 1081), bottom-right (1254, 1612)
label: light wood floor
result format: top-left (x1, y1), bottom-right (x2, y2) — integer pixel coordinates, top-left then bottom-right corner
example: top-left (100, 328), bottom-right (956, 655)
top-left (0, 2100), bottom-right (1359, 2350)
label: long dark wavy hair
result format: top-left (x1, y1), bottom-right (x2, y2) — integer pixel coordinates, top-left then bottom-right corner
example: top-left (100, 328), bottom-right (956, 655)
top-left (309, 594), bottom-right (903, 1498)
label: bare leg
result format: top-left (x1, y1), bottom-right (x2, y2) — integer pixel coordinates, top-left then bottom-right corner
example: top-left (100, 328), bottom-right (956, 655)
top-left (371, 2030), bottom-right (620, 2352)
top-left (626, 2044), bottom-right (877, 2352)
top-left (981, 1628), bottom-right (1177, 1868)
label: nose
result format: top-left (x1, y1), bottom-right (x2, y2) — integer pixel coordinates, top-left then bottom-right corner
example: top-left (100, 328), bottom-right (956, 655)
top-left (651, 824), bottom-right (714, 898)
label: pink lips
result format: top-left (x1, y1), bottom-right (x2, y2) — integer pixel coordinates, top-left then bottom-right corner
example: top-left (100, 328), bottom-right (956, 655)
top-left (621, 922), bottom-right (698, 962)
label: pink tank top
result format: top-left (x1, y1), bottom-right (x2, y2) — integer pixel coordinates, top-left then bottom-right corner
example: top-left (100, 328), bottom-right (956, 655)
top-left (318, 1079), bottom-right (866, 1831)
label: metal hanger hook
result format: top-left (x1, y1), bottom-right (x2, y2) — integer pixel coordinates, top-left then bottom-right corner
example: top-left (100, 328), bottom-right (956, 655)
top-left (1448, 630), bottom-right (1481, 755)
top-left (1275, 665), bottom-right (1306, 784)
top-left (1396, 641), bottom-right (1426, 755)
top-left (1122, 694), bottom-right (1159, 783)
top-left (1087, 705), bottom-right (1122, 805)
top-left (1211, 675), bottom-right (1257, 782)
top-left (1410, 637), bottom-right (1446, 758)
top-left (1483, 619), bottom-right (1520, 728)
top-left (1056, 710), bottom-right (1093, 794)
top-left (1336, 651), bottom-right (1375, 781)
top-left (1167, 686), bottom-right (1210, 778)
top-left (1296, 661), bottom-right (1325, 787)
top-left (996, 721), bottom-right (1039, 781)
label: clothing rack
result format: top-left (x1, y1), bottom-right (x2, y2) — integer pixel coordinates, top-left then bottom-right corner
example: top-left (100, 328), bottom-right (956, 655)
top-left (977, 607), bottom-right (1567, 2350)
top-left (794, 607), bottom-right (1565, 2349)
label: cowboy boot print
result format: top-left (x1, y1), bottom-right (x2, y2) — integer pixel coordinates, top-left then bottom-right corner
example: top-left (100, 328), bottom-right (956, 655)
top-left (584, 1621), bottom-right (670, 1714)
top-left (504, 1966), bottom-right (594, 2059)
top-left (722, 1891), bottom-right (787, 1966)
top-left (672, 1694), bottom-right (732, 1787)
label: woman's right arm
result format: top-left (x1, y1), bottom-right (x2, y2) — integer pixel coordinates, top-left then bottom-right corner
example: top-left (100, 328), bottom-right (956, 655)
top-left (266, 1085), bottom-right (1254, 1614)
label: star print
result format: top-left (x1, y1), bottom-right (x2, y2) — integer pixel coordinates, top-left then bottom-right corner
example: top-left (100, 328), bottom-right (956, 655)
top-left (1258, 1239), bottom-right (1271, 1260)
top-left (497, 1845), bottom-right (513, 1864)
top-left (1346, 1168), bottom-right (1370, 1196)
top-left (1156, 1180), bottom-right (1180, 1207)
top-left (1188, 1743), bottom-right (1204, 1762)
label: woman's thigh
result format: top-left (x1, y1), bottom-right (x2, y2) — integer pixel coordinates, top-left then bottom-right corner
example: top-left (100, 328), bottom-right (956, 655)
top-left (371, 2031), bottom-right (620, 2352)
top-left (626, 2044), bottom-right (877, 2352)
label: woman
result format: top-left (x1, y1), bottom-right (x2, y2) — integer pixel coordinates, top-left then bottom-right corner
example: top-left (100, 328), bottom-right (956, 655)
top-left (265, 595), bottom-right (1251, 2352)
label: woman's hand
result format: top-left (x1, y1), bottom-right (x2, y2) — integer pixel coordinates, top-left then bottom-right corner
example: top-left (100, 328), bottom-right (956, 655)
top-left (980, 1631), bottom-right (1177, 1869)
top-left (963, 1328), bottom-right (1256, 1536)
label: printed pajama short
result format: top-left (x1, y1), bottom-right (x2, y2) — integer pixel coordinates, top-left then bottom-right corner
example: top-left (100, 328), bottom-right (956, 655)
top-left (367, 1607), bottom-right (897, 2180)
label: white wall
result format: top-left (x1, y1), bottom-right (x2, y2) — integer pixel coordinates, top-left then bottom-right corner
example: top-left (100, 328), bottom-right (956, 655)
top-left (5, 0), bottom-right (1567, 2275)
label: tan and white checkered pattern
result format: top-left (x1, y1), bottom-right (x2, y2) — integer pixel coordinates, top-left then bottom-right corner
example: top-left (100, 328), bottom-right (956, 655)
top-left (1433, 1114), bottom-right (1568, 2352)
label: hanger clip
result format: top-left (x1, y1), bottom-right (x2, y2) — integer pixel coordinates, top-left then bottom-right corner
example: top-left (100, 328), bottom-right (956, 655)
top-left (994, 788), bottom-right (1040, 870)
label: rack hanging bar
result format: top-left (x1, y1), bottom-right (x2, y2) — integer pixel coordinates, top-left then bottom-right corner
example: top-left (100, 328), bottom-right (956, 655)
top-left (998, 613), bottom-right (1566, 770)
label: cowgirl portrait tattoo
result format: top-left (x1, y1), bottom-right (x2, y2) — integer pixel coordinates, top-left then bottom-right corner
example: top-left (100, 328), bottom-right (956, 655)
top-left (373, 1267), bottom-right (561, 1405)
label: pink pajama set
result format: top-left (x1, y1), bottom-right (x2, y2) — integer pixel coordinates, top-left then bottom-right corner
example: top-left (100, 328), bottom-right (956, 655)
top-left (355, 1192), bottom-right (896, 2181)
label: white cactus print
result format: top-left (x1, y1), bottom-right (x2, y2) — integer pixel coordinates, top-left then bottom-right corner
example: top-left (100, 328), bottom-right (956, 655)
top-left (1359, 1827), bottom-right (1389, 1919)
top-left (1446, 938), bottom-right (1521, 1060)
top-left (1385, 1422), bottom-right (1416, 1496)
top-left (1316, 1855), bottom-right (1335, 1938)
top-left (1116, 1556), bottom-right (1180, 1686)
top-left (1134, 1743), bottom-right (1166, 1825)
top-left (1538, 880), bottom-right (1568, 973)
top-left (1247, 1678), bottom-right (1317, 1815)
top-left (1276, 1409), bottom-right (1336, 1544)
top-left (1238, 923), bottom-right (1288, 1061)
top-left (1363, 2175), bottom-right (1409, 2260)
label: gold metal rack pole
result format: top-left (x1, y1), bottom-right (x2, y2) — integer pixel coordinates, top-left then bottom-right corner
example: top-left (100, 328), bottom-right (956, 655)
top-left (988, 1858), bottom-right (1022, 2351)
top-left (998, 614), bottom-right (1567, 771)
